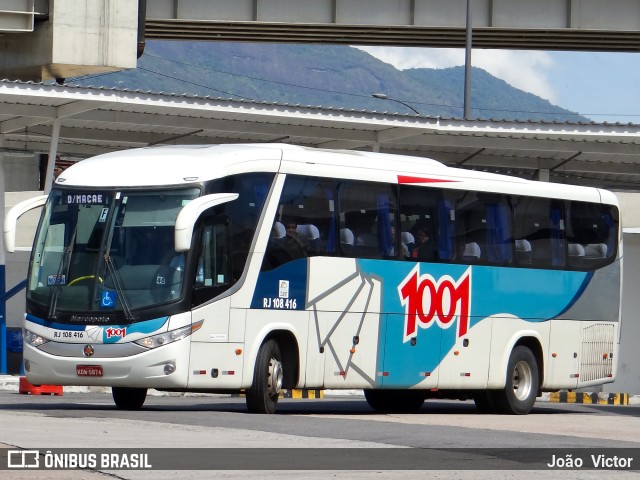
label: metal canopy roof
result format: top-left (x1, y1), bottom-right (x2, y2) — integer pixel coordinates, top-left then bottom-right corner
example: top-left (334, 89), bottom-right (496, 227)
top-left (2, 79), bottom-right (640, 191)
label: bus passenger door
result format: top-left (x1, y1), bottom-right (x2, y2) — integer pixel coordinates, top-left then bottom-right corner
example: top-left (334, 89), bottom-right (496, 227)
top-left (379, 314), bottom-right (441, 389)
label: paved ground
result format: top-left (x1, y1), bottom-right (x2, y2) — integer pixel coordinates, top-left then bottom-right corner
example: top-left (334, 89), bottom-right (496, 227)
top-left (2, 374), bottom-right (639, 479)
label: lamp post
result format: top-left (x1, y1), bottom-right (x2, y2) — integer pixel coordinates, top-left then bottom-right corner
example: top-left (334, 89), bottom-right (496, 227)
top-left (463, 0), bottom-right (472, 120)
top-left (372, 93), bottom-right (420, 115)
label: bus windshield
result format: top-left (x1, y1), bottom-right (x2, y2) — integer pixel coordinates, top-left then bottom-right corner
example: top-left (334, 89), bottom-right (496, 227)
top-left (27, 187), bottom-right (200, 319)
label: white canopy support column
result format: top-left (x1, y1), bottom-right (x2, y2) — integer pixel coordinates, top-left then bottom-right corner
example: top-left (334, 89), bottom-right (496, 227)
top-left (44, 117), bottom-right (61, 194)
top-left (537, 169), bottom-right (550, 182)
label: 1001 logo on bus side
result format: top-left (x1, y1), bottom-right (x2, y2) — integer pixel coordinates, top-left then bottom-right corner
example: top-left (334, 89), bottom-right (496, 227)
top-left (398, 266), bottom-right (471, 343)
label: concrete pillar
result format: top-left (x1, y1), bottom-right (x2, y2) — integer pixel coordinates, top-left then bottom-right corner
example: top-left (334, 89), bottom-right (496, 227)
top-left (0, 0), bottom-right (139, 81)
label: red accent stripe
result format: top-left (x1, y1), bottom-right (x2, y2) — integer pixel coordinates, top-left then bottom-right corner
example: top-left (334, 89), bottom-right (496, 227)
top-left (397, 175), bottom-right (457, 184)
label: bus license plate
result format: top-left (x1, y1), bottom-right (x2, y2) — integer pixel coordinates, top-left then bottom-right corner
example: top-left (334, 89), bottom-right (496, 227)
top-left (76, 365), bottom-right (103, 377)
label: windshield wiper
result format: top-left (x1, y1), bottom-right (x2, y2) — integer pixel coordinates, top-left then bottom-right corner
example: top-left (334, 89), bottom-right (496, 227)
top-left (48, 226), bottom-right (78, 320)
top-left (100, 197), bottom-right (134, 323)
top-left (103, 254), bottom-right (134, 322)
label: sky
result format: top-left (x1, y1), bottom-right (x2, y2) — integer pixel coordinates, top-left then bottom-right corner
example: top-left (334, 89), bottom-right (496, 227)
top-left (356, 46), bottom-right (640, 124)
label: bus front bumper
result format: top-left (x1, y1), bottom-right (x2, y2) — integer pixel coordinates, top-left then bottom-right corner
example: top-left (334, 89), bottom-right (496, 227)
top-left (22, 338), bottom-right (191, 389)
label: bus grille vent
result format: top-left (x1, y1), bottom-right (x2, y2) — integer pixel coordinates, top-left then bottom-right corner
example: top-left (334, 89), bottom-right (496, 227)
top-left (579, 323), bottom-right (615, 382)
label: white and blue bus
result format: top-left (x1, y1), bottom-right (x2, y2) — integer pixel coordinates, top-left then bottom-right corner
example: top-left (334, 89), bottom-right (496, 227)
top-left (4, 144), bottom-right (621, 414)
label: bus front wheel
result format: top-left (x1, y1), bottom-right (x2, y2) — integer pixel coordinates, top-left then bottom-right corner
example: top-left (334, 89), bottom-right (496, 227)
top-left (246, 339), bottom-right (283, 414)
top-left (492, 345), bottom-right (539, 415)
top-left (112, 387), bottom-right (147, 410)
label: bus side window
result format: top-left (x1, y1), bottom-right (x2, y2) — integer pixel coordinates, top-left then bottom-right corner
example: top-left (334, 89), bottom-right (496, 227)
top-left (398, 184), bottom-right (445, 262)
top-left (206, 172), bottom-right (273, 280)
top-left (192, 219), bottom-right (231, 307)
top-left (484, 197), bottom-right (513, 264)
top-left (262, 175), bottom-right (336, 270)
top-left (513, 197), bottom-right (565, 268)
top-left (339, 180), bottom-right (397, 259)
top-left (566, 201), bottom-right (619, 269)
top-left (454, 191), bottom-right (514, 266)
top-left (455, 192), bottom-right (485, 263)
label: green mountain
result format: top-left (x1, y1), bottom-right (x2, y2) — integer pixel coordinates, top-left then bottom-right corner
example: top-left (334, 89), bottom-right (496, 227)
top-left (68, 41), bottom-right (587, 122)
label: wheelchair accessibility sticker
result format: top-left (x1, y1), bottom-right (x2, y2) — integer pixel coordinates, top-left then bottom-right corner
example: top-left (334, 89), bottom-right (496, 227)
top-left (101, 291), bottom-right (116, 308)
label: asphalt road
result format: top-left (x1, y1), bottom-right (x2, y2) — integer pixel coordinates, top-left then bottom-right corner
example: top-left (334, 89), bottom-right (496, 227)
top-left (1, 391), bottom-right (639, 479)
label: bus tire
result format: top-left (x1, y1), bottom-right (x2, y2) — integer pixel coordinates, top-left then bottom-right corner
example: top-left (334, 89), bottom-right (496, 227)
top-left (364, 389), bottom-right (425, 413)
top-left (112, 387), bottom-right (147, 410)
top-left (246, 339), bottom-right (283, 414)
top-left (492, 346), bottom-right (539, 415)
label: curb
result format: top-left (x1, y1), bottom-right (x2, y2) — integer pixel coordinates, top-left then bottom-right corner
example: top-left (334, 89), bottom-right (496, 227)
top-left (287, 388), bottom-right (324, 399)
top-left (542, 391), bottom-right (635, 405)
top-left (232, 389), bottom-right (325, 399)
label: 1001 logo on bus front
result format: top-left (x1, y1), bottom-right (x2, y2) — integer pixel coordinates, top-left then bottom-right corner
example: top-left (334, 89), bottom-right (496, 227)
top-left (398, 266), bottom-right (471, 343)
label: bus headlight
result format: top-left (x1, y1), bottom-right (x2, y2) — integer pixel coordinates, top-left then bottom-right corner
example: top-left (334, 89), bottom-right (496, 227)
top-left (134, 321), bottom-right (203, 349)
top-left (24, 330), bottom-right (49, 347)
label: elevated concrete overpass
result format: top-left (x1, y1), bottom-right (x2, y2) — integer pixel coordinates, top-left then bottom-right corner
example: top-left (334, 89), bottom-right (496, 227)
top-left (144, 0), bottom-right (640, 51)
top-left (3, 0), bottom-right (640, 81)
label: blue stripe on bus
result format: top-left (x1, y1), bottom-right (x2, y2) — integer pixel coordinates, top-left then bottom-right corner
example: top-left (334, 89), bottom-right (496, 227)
top-left (250, 260), bottom-right (308, 310)
top-left (25, 313), bottom-right (169, 336)
top-left (26, 313), bottom-right (86, 331)
top-left (101, 317), bottom-right (169, 343)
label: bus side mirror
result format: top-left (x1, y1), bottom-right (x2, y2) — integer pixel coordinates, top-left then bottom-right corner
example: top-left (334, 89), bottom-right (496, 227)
top-left (174, 193), bottom-right (239, 252)
top-left (3, 195), bottom-right (48, 253)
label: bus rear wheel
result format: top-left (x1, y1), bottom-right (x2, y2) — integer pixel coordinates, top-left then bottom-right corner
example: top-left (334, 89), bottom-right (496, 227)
top-left (246, 339), bottom-right (283, 414)
top-left (364, 389), bottom-right (425, 413)
top-left (112, 387), bottom-right (147, 410)
top-left (492, 345), bottom-right (539, 415)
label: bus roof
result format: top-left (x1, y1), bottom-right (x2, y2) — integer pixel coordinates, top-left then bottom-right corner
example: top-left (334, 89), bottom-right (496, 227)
top-left (55, 143), bottom-right (617, 205)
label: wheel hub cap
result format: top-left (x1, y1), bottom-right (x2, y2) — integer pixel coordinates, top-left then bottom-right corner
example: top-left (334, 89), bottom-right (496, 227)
top-left (267, 357), bottom-right (283, 397)
top-left (512, 360), bottom-right (533, 401)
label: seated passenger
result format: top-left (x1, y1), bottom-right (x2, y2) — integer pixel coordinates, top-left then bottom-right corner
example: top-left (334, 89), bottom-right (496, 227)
top-left (282, 218), bottom-right (308, 259)
top-left (386, 226), bottom-right (409, 258)
top-left (410, 226), bottom-right (437, 261)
